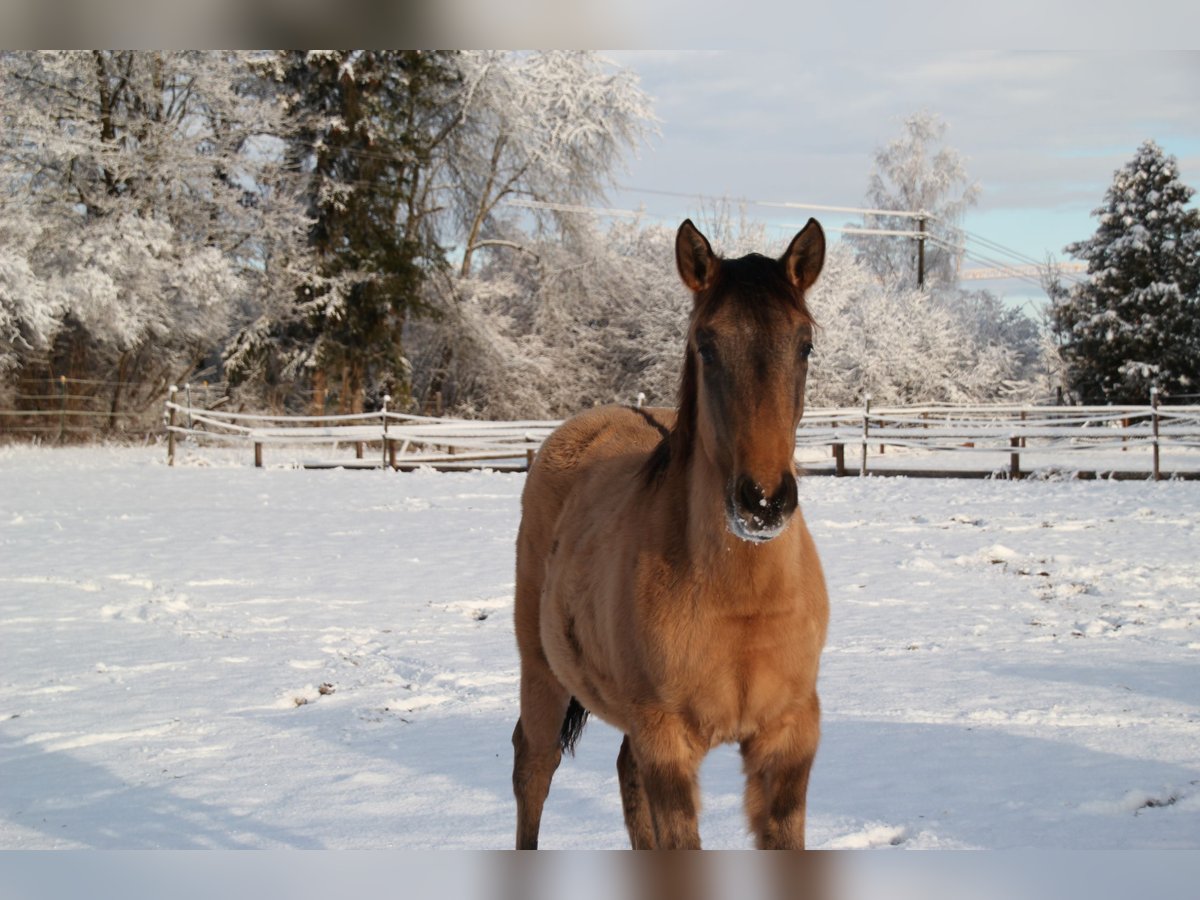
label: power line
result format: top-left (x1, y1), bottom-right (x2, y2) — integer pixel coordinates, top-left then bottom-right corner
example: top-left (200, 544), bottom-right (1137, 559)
top-left (504, 198), bottom-right (928, 240)
top-left (503, 195), bottom-right (1071, 293)
top-left (960, 262), bottom-right (1086, 282)
top-left (935, 236), bottom-right (1087, 292)
top-left (616, 184), bottom-right (934, 220)
top-left (961, 227), bottom-right (1085, 285)
top-left (501, 197), bottom-right (645, 219)
top-left (925, 234), bottom-right (1049, 292)
top-left (963, 229), bottom-right (1045, 268)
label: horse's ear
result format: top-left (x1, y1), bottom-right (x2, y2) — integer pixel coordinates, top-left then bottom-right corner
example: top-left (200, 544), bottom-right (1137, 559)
top-left (781, 218), bottom-right (825, 292)
top-left (676, 219), bottom-right (717, 293)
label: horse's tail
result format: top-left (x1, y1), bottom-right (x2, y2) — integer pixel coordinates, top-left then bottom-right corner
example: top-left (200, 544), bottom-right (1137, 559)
top-left (558, 696), bottom-right (589, 756)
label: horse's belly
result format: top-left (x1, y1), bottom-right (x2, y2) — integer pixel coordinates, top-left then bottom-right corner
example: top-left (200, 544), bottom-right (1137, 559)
top-left (537, 504), bottom-right (641, 732)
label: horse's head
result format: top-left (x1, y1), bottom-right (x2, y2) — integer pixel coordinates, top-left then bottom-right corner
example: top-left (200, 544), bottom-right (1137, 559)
top-left (675, 218), bottom-right (824, 543)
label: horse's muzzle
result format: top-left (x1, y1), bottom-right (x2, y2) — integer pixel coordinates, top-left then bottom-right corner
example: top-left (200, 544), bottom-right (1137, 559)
top-left (725, 472), bottom-right (798, 543)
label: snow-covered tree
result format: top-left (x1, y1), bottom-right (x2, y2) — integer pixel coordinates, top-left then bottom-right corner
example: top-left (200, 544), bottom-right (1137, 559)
top-left (410, 214), bottom-right (1034, 419)
top-left (848, 111), bottom-right (980, 292)
top-left (0, 205), bottom-right (57, 377)
top-left (1050, 140), bottom-right (1200, 404)
top-left (229, 51), bottom-right (654, 414)
top-left (806, 243), bottom-right (1024, 406)
top-left (225, 51), bottom-right (463, 414)
top-left (0, 51), bottom-right (311, 419)
top-left (409, 217), bottom-right (685, 419)
top-left (448, 51), bottom-right (656, 278)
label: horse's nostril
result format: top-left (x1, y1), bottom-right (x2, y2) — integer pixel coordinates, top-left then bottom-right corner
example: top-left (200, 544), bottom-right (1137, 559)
top-left (772, 473), bottom-right (799, 517)
top-left (737, 476), bottom-right (765, 512)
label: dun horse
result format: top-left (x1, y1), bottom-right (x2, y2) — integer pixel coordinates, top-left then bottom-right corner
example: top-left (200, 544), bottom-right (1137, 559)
top-left (512, 218), bottom-right (829, 849)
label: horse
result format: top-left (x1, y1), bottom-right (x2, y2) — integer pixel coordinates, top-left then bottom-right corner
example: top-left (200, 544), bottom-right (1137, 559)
top-left (511, 218), bottom-right (830, 849)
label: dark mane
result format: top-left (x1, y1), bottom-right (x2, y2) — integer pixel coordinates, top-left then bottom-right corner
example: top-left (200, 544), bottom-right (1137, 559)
top-left (642, 347), bottom-right (697, 485)
top-left (641, 253), bottom-right (815, 486)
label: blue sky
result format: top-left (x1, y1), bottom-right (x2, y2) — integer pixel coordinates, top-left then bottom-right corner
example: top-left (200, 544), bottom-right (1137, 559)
top-left (604, 51), bottom-right (1200, 310)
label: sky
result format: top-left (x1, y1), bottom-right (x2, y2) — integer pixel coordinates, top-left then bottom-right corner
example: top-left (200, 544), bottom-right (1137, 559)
top-left (603, 51), bottom-right (1200, 310)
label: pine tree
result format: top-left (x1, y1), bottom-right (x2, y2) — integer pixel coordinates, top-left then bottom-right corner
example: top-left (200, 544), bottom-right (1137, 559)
top-left (229, 51), bottom-right (462, 413)
top-left (1051, 140), bottom-right (1200, 403)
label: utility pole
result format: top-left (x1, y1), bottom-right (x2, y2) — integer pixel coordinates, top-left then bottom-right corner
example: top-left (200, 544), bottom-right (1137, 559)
top-left (916, 214), bottom-right (926, 289)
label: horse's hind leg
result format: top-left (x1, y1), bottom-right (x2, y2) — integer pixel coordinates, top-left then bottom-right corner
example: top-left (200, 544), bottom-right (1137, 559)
top-left (616, 735), bottom-right (656, 848)
top-left (512, 659), bottom-right (570, 849)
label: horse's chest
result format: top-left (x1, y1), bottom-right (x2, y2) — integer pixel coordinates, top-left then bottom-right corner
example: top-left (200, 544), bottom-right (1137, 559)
top-left (679, 610), bottom-right (808, 740)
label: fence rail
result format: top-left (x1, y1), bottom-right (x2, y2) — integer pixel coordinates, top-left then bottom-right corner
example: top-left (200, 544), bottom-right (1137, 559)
top-left (162, 388), bottom-right (1200, 480)
top-left (165, 388), bottom-right (556, 471)
top-left (1, 376), bottom-right (218, 440)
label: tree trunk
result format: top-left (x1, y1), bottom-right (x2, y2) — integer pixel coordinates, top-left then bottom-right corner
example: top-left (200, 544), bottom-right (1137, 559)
top-left (424, 343), bottom-right (454, 414)
top-left (348, 361), bottom-right (365, 414)
top-left (335, 363), bottom-right (366, 414)
top-left (108, 352), bottom-right (129, 433)
top-left (311, 368), bottom-right (328, 415)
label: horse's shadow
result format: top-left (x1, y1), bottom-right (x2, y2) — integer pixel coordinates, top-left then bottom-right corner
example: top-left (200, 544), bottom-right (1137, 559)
top-left (8, 677), bottom-right (1196, 849)
top-left (0, 720), bottom-right (321, 848)
top-left (241, 682), bottom-right (1200, 849)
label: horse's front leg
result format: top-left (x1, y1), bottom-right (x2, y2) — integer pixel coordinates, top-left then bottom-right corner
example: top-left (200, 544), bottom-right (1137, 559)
top-left (740, 693), bottom-right (821, 849)
top-left (630, 713), bottom-right (704, 849)
top-left (617, 735), bottom-right (656, 848)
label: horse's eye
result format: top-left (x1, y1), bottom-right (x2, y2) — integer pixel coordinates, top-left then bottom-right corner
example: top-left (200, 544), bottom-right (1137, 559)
top-left (799, 341), bottom-right (814, 360)
top-left (697, 342), bottom-right (718, 365)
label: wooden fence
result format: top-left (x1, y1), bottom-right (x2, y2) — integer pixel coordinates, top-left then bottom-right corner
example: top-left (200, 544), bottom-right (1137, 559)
top-left (165, 388), bottom-right (553, 471)
top-left (794, 397), bottom-right (1200, 480)
top-left (164, 388), bottom-right (1200, 481)
top-left (1, 376), bottom-right (217, 441)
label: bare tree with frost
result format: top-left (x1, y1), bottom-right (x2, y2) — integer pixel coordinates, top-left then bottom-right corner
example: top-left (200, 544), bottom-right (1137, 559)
top-left (848, 110), bottom-right (980, 291)
top-left (0, 51), bottom-right (311, 423)
top-left (411, 51), bottom-right (655, 410)
top-left (410, 216), bottom-right (684, 419)
top-left (805, 243), bottom-right (1024, 406)
top-left (226, 50), bottom-right (654, 414)
top-left (446, 51), bottom-right (656, 278)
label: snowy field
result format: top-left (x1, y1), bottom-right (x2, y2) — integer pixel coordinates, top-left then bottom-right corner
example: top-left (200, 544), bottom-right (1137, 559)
top-left (1, 444), bottom-right (1198, 851)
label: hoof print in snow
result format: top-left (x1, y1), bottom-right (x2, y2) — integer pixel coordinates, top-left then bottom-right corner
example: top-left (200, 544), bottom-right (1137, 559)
top-left (319, 682), bottom-right (335, 695)
top-left (1134, 793), bottom-right (1180, 815)
top-left (293, 696), bottom-right (309, 707)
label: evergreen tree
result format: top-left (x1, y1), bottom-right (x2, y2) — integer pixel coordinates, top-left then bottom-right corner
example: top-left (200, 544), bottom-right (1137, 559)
top-left (1051, 140), bottom-right (1200, 403)
top-left (228, 51), bottom-right (461, 413)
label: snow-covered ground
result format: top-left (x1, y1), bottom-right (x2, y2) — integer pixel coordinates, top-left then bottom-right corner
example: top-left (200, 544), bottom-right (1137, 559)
top-left (1, 444), bottom-right (1197, 850)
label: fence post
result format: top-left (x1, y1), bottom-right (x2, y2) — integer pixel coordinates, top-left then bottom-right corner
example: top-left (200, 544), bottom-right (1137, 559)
top-left (1151, 387), bottom-right (1160, 481)
top-left (381, 395), bottom-right (391, 470)
top-left (57, 375), bottom-right (67, 444)
top-left (184, 383), bottom-right (193, 430)
top-left (254, 442), bottom-right (263, 468)
top-left (1009, 436), bottom-right (1021, 480)
top-left (860, 394), bottom-right (871, 476)
top-left (833, 443), bottom-right (845, 476)
top-left (168, 386), bottom-right (178, 468)
top-left (167, 385), bottom-right (178, 467)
